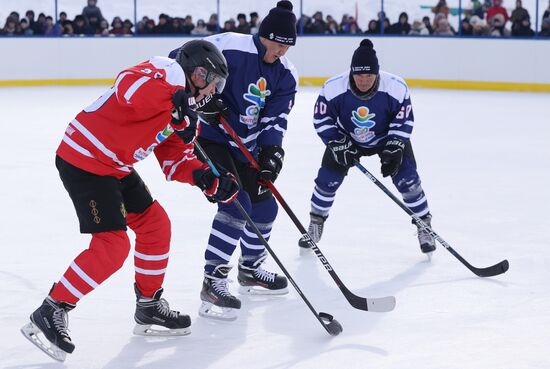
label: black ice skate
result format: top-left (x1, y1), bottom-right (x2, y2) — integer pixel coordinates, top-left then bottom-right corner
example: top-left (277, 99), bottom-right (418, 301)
top-left (21, 295), bottom-right (75, 362)
top-left (298, 213), bottom-right (327, 253)
top-left (415, 215), bottom-right (436, 256)
top-left (238, 252), bottom-right (288, 295)
top-left (199, 264), bottom-right (242, 321)
top-left (134, 284), bottom-right (191, 336)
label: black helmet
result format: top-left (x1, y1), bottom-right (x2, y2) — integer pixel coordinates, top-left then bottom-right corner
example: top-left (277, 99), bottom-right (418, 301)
top-left (176, 40), bottom-right (229, 93)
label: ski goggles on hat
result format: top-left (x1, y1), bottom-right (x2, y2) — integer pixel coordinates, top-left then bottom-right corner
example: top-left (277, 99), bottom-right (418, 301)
top-left (193, 66), bottom-right (227, 93)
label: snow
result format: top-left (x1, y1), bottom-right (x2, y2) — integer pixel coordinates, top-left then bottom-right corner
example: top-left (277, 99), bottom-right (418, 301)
top-left (0, 85), bottom-right (549, 369)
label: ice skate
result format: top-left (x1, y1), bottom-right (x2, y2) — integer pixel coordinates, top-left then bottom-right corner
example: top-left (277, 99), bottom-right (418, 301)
top-left (199, 264), bottom-right (241, 321)
top-left (415, 215), bottom-right (436, 257)
top-left (298, 213), bottom-right (327, 254)
top-left (238, 252), bottom-right (288, 295)
top-left (133, 284), bottom-right (191, 336)
top-left (21, 296), bottom-right (75, 362)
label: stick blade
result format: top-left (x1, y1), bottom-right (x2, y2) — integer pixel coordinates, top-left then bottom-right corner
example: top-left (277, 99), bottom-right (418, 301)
top-left (345, 291), bottom-right (396, 312)
top-left (366, 296), bottom-right (397, 312)
top-left (474, 259), bottom-right (509, 277)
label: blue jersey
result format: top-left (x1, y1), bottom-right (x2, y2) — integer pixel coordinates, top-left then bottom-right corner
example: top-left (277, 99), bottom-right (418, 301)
top-left (172, 33), bottom-right (298, 162)
top-left (313, 70), bottom-right (414, 148)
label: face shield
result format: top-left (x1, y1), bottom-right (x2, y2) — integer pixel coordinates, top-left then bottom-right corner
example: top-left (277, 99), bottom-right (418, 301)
top-left (193, 66), bottom-right (227, 94)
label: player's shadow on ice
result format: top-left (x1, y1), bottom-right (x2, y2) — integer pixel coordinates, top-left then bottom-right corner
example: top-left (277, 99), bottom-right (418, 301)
top-left (256, 250), bottom-right (390, 367)
top-left (101, 305), bottom-right (252, 369)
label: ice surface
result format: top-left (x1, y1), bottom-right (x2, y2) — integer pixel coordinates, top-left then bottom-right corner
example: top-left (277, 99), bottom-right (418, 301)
top-left (0, 86), bottom-right (549, 369)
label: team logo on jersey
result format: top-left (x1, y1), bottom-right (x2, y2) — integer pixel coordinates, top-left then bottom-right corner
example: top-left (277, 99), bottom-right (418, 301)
top-left (240, 77), bottom-right (271, 126)
top-left (350, 106), bottom-right (376, 143)
top-left (133, 124), bottom-right (174, 161)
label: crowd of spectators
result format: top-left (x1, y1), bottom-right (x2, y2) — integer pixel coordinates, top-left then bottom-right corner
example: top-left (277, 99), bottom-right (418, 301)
top-left (2, 0), bottom-right (550, 37)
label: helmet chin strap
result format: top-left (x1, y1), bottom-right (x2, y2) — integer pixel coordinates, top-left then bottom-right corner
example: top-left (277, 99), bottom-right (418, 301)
top-left (349, 74), bottom-right (380, 101)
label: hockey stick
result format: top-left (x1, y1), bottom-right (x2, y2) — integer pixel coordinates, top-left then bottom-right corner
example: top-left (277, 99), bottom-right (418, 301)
top-left (354, 161), bottom-right (509, 278)
top-left (216, 116), bottom-right (396, 312)
top-left (194, 141), bottom-right (343, 336)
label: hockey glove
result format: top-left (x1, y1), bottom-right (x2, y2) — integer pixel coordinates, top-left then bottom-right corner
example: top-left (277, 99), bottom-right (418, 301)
top-left (328, 136), bottom-right (360, 168)
top-left (192, 164), bottom-right (240, 204)
top-left (195, 93), bottom-right (229, 125)
top-left (380, 138), bottom-right (406, 177)
top-left (258, 145), bottom-right (285, 183)
top-left (171, 89), bottom-right (200, 144)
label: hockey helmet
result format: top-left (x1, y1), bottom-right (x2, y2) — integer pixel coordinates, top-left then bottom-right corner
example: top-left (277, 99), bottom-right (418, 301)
top-left (176, 40), bottom-right (229, 93)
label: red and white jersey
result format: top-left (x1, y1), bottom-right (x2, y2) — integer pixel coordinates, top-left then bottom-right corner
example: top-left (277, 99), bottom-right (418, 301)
top-left (56, 56), bottom-right (203, 184)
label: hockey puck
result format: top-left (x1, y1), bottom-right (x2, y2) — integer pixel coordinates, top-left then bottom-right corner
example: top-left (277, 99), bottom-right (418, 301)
top-left (318, 312), bottom-right (343, 336)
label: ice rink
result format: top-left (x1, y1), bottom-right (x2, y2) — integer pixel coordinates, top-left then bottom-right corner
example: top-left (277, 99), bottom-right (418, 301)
top-left (0, 86), bottom-right (548, 369)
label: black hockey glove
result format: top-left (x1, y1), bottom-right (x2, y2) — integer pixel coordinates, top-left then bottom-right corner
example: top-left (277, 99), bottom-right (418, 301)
top-left (328, 136), bottom-right (360, 168)
top-left (195, 93), bottom-right (229, 125)
top-left (380, 138), bottom-right (406, 177)
top-left (192, 164), bottom-right (240, 204)
top-left (171, 89), bottom-right (200, 144)
top-left (258, 145), bottom-right (285, 183)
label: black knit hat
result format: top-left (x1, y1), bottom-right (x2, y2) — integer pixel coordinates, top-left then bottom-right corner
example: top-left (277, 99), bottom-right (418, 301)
top-left (259, 1), bottom-right (297, 45)
top-left (351, 39), bottom-right (379, 75)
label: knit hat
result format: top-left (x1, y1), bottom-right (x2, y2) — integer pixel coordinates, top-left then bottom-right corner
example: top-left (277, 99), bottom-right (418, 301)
top-left (259, 1), bottom-right (297, 45)
top-left (351, 39), bottom-right (379, 75)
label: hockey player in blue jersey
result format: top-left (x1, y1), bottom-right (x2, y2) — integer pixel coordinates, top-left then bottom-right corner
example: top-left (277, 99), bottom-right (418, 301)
top-left (298, 39), bottom-right (436, 255)
top-left (170, 1), bottom-right (298, 320)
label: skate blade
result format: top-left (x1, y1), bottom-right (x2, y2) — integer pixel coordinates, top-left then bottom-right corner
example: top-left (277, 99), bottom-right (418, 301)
top-left (198, 301), bottom-right (238, 321)
top-left (21, 322), bottom-right (68, 362)
top-left (133, 324), bottom-right (190, 337)
top-left (425, 251), bottom-right (434, 261)
top-left (238, 285), bottom-right (289, 296)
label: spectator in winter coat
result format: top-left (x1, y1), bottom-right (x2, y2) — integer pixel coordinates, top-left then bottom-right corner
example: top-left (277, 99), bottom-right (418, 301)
top-left (326, 19), bottom-right (340, 34)
top-left (63, 23), bottom-right (74, 36)
top-left (110, 17), bottom-right (125, 35)
top-left (82, 0), bottom-right (104, 23)
top-left (97, 19), bottom-right (109, 35)
top-left (511, 15), bottom-right (534, 36)
top-left (192, 19), bottom-right (210, 35)
top-left (470, 15), bottom-right (490, 35)
top-left (510, 0), bottom-right (529, 24)
top-left (434, 18), bottom-right (455, 35)
top-left (423, 16), bottom-right (435, 34)
top-left (1, 18), bottom-right (17, 35)
top-left (310, 11), bottom-right (327, 33)
top-left (487, 0), bottom-right (509, 26)
top-left (123, 19), bottom-right (134, 34)
top-left (19, 19), bottom-right (34, 35)
top-left (249, 12), bottom-right (260, 34)
top-left (181, 16), bottom-right (195, 34)
top-left (365, 19), bottom-right (379, 34)
top-left (236, 13), bottom-right (251, 34)
top-left (87, 15), bottom-right (100, 34)
top-left (489, 13), bottom-right (511, 36)
top-left (388, 12), bottom-right (411, 34)
top-left (461, 17), bottom-right (474, 34)
top-left (206, 14), bottom-right (219, 34)
top-left (409, 19), bottom-right (430, 35)
top-left (73, 15), bottom-right (92, 35)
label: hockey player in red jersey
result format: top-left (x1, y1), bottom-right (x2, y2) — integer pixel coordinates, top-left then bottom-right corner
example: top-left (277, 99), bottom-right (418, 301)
top-left (21, 40), bottom-right (238, 362)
